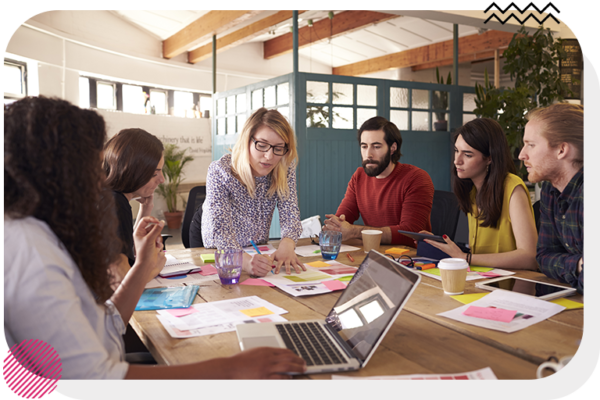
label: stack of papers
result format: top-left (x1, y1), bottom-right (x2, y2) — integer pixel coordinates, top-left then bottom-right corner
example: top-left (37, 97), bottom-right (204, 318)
top-left (294, 244), bottom-right (360, 257)
top-left (159, 254), bottom-right (202, 277)
top-left (260, 263), bottom-right (356, 297)
top-left (243, 243), bottom-right (277, 256)
top-left (156, 296), bottom-right (288, 338)
top-left (437, 290), bottom-right (565, 333)
top-left (332, 367), bottom-right (497, 380)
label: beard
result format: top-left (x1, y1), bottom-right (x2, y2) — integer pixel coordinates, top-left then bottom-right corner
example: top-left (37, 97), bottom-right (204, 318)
top-left (362, 149), bottom-right (392, 177)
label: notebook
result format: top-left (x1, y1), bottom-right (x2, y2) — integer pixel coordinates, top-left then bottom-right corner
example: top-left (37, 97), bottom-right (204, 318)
top-left (159, 254), bottom-right (202, 277)
top-left (236, 250), bottom-right (421, 374)
top-left (135, 285), bottom-right (199, 311)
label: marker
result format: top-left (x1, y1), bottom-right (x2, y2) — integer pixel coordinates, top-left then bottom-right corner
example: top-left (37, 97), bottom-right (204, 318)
top-left (416, 263), bottom-right (436, 270)
top-left (347, 253), bottom-right (354, 262)
top-left (250, 240), bottom-right (274, 274)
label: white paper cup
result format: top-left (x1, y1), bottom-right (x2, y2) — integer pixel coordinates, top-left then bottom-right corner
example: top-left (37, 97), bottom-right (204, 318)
top-left (362, 230), bottom-right (383, 253)
top-left (437, 258), bottom-right (469, 295)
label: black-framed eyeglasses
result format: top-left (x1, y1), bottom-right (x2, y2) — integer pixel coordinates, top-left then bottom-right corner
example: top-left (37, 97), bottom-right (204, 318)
top-left (386, 254), bottom-right (414, 268)
top-left (252, 138), bottom-right (289, 156)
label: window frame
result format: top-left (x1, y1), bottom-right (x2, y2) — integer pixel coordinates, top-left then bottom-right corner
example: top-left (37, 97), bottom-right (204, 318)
top-left (4, 58), bottom-right (28, 100)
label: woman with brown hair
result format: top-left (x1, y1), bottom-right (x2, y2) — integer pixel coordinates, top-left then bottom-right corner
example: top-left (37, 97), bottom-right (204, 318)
top-left (4, 96), bottom-right (305, 379)
top-left (194, 107), bottom-right (305, 276)
top-left (423, 118), bottom-right (538, 269)
top-left (103, 129), bottom-right (165, 266)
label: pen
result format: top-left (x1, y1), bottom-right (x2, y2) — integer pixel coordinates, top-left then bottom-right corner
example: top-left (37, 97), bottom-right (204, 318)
top-left (347, 253), bottom-right (354, 262)
top-left (250, 240), bottom-right (274, 274)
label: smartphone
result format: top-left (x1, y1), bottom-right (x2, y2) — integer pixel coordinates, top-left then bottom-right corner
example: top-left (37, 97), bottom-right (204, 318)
top-left (397, 230), bottom-right (445, 243)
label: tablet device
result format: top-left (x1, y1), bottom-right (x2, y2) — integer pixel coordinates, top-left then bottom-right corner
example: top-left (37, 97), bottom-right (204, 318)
top-left (475, 276), bottom-right (577, 301)
top-left (397, 230), bottom-right (445, 243)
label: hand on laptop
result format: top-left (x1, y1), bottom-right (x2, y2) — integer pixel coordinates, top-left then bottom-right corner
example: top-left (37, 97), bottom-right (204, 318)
top-left (228, 347), bottom-right (306, 379)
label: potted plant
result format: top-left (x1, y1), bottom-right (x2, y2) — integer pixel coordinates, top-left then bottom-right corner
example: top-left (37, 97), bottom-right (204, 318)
top-left (432, 67), bottom-right (451, 131)
top-left (157, 144), bottom-right (194, 229)
top-left (474, 25), bottom-right (573, 179)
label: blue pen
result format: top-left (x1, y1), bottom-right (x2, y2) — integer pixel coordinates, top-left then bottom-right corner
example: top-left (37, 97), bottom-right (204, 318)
top-left (250, 240), bottom-right (274, 274)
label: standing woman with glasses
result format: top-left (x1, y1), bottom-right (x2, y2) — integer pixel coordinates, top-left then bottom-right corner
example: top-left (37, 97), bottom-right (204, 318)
top-left (192, 108), bottom-right (305, 276)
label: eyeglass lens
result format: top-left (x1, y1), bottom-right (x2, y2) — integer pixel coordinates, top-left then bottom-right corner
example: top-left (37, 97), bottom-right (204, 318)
top-left (253, 139), bottom-right (288, 156)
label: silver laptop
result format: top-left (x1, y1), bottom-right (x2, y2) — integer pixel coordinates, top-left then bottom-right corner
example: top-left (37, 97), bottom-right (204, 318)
top-left (236, 250), bottom-right (421, 374)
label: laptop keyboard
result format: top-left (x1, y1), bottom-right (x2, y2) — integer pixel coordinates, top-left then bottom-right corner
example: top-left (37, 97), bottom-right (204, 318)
top-left (276, 322), bottom-right (347, 366)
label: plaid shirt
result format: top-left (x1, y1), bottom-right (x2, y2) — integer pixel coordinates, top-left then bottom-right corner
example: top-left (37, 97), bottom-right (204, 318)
top-left (537, 168), bottom-right (583, 293)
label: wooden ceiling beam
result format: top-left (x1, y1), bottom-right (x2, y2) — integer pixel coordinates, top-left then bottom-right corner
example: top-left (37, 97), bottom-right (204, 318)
top-left (189, 11), bottom-right (307, 64)
top-left (333, 30), bottom-right (515, 76)
top-left (163, 10), bottom-right (261, 59)
top-left (263, 11), bottom-right (397, 60)
top-left (411, 48), bottom-right (506, 71)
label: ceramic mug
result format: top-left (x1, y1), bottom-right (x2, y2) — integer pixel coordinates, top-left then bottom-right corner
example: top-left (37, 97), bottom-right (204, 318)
top-left (536, 355), bottom-right (573, 378)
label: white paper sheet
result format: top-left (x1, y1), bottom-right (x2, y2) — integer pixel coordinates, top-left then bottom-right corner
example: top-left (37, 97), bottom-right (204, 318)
top-left (294, 244), bottom-right (361, 257)
top-left (332, 367), bottom-right (498, 380)
top-left (437, 290), bottom-right (565, 333)
top-left (145, 272), bottom-right (217, 289)
top-left (157, 314), bottom-right (288, 339)
top-left (243, 243), bottom-right (277, 256)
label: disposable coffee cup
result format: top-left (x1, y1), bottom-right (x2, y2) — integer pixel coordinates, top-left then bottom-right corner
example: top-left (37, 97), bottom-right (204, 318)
top-left (362, 230), bottom-right (383, 253)
top-left (437, 258), bottom-right (469, 295)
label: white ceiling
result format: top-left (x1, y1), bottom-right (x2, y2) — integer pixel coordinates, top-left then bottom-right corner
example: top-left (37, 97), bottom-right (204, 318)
top-left (110, 10), bottom-right (481, 68)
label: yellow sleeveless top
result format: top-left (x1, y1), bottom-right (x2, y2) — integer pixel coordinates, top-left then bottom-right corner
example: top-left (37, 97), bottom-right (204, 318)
top-left (468, 173), bottom-right (533, 254)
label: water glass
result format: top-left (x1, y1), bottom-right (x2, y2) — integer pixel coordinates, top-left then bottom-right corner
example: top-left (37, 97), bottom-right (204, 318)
top-left (319, 231), bottom-right (342, 260)
top-left (214, 249), bottom-right (243, 285)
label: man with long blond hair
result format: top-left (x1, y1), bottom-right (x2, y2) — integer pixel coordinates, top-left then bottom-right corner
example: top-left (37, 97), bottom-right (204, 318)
top-left (195, 108), bottom-right (305, 276)
top-left (519, 103), bottom-right (583, 293)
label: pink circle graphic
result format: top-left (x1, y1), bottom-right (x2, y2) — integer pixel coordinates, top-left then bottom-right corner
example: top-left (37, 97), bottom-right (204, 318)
top-left (3, 339), bottom-right (62, 398)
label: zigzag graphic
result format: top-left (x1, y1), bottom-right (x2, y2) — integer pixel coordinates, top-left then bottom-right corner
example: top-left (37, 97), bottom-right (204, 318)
top-left (484, 2), bottom-right (560, 25)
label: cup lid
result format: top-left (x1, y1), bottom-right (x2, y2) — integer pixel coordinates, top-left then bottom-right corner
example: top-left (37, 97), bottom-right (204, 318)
top-left (437, 258), bottom-right (469, 270)
top-left (362, 230), bottom-right (383, 235)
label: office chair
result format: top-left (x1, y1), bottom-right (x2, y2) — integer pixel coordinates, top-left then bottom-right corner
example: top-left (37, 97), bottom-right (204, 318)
top-left (181, 185), bottom-right (206, 248)
top-left (430, 190), bottom-right (461, 241)
top-left (533, 200), bottom-right (541, 233)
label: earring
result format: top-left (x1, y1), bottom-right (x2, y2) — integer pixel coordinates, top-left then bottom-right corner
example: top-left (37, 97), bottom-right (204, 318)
top-left (486, 164), bottom-right (490, 173)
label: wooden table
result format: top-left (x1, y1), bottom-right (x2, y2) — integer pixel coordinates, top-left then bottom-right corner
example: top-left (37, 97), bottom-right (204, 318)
top-left (130, 239), bottom-right (583, 380)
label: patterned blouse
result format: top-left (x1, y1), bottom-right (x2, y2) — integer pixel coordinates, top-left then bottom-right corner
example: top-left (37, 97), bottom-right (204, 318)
top-left (201, 154), bottom-right (302, 249)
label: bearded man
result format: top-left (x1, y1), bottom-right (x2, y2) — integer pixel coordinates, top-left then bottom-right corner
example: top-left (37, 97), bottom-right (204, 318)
top-left (323, 116), bottom-right (434, 247)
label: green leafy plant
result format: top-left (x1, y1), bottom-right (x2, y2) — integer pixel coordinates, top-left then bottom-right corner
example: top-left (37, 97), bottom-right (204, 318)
top-left (306, 91), bottom-right (348, 128)
top-left (474, 25), bottom-right (573, 178)
top-left (432, 67), bottom-right (452, 122)
top-left (156, 144), bottom-right (194, 212)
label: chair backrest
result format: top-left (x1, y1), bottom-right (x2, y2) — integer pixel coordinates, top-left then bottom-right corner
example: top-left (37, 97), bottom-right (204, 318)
top-left (181, 186), bottom-right (206, 249)
top-left (533, 200), bottom-right (541, 233)
top-left (430, 190), bottom-right (461, 241)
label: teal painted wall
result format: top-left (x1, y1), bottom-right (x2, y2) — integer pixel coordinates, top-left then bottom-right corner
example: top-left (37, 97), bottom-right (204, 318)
top-left (213, 72), bottom-right (476, 238)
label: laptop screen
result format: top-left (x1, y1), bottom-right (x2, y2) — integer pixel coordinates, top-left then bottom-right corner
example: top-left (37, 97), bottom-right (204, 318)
top-left (325, 250), bottom-right (420, 362)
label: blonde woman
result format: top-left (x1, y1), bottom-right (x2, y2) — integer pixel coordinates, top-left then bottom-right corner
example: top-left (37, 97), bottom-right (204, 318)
top-left (195, 108), bottom-right (305, 276)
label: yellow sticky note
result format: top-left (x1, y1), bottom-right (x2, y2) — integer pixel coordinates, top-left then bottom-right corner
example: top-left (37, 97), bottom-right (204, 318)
top-left (240, 307), bottom-right (274, 318)
top-left (450, 292), bottom-right (489, 305)
top-left (385, 247), bottom-right (410, 256)
top-left (307, 261), bottom-right (330, 268)
top-left (549, 298), bottom-right (584, 310)
top-left (200, 253), bottom-right (215, 262)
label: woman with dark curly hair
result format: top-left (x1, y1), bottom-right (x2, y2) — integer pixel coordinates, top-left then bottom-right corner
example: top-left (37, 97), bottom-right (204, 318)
top-left (4, 96), bottom-right (305, 379)
top-left (103, 128), bottom-right (165, 267)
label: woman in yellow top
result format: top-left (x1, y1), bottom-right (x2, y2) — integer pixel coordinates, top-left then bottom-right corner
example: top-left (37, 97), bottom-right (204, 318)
top-left (425, 118), bottom-right (538, 269)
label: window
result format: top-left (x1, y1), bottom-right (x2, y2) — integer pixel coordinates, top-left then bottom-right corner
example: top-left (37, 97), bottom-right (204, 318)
top-left (79, 77), bottom-right (90, 108)
top-left (4, 59), bottom-right (27, 105)
top-left (97, 82), bottom-right (116, 110)
top-left (122, 84), bottom-right (145, 114)
top-left (150, 89), bottom-right (168, 115)
top-left (173, 91), bottom-right (194, 118)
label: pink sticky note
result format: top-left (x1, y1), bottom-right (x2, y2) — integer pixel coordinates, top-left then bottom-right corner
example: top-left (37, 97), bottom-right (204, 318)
top-left (462, 305), bottom-right (517, 323)
top-left (240, 278), bottom-right (275, 287)
top-left (478, 272), bottom-right (503, 278)
top-left (199, 264), bottom-right (218, 276)
top-left (167, 307), bottom-right (199, 317)
top-left (323, 280), bottom-right (347, 291)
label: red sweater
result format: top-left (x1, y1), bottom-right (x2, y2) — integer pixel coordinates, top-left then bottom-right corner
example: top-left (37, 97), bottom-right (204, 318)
top-left (336, 163), bottom-right (434, 247)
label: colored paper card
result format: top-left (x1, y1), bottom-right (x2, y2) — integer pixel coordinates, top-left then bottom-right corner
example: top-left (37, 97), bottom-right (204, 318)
top-left (470, 266), bottom-right (494, 273)
top-left (320, 267), bottom-right (357, 275)
top-left (450, 292), bottom-right (489, 305)
top-left (167, 307), bottom-right (199, 318)
top-left (200, 253), bottom-right (215, 263)
top-left (477, 272), bottom-right (503, 278)
top-left (240, 307), bottom-right (274, 317)
top-left (385, 247), bottom-right (410, 256)
top-left (463, 305), bottom-right (517, 323)
top-left (323, 280), bottom-right (347, 291)
top-left (549, 298), bottom-right (584, 309)
top-left (240, 278), bottom-right (275, 287)
top-left (306, 261), bottom-right (330, 268)
top-left (283, 271), bottom-right (330, 282)
top-left (336, 276), bottom-right (353, 282)
top-left (199, 264), bottom-right (218, 276)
